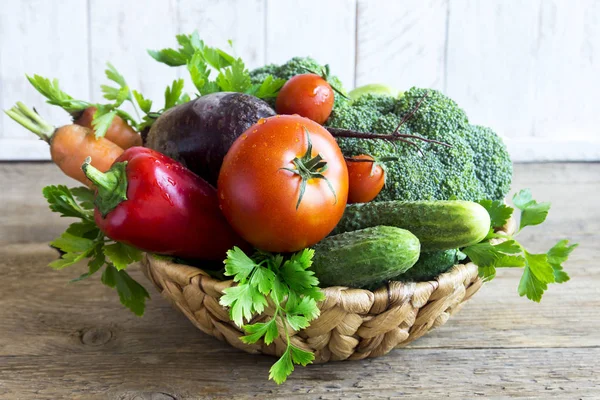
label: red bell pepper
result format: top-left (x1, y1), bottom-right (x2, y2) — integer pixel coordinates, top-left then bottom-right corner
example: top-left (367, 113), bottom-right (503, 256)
top-left (82, 147), bottom-right (246, 260)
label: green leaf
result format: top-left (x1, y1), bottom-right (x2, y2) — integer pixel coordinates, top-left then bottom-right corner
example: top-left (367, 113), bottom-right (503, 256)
top-left (248, 75), bottom-right (286, 99)
top-left (187, 50), bottom-right (211, 93)
top-left (216, 58), bottom-right (251, 93)
top-left (478, 199), bottom-right (514, 229)
top-left (286, 315), bottom-right (310, 331)
top-left (103, 242), bottom-right (143, 271)
top-left (133, 90), bottom-right (153, 114)
top-left (513, 189), bottom-right (551, 230)
top-left (26, 74), bottom-right (89, 113)
top-left (105, 62), bottom-right (127, 88)
top-left (147, 48), bottom-right (189, 66)
top-left (285, 296), bottom-right (320, 321)
top-left (223, 247), bottom-right (258, 283)
top-left (66, 221), bottom-right (98, 237)
top-left (50, 232), bottom-right (95, 253)
top-left (70, 186), bottom-right (95, 209)
top-left (91, 108), bottom-right (117, 139)
top-left (220, 284), bottom-right (255, 327)
top-left (101, 265), bottom-right (150, 316)
top-left (43, 185), bottom-right (92, 220)
top-left (518, 265), bottom-right (547, 302)
top-left (547, 240), bottom-right (577, 283)
top-left (524, 251), bottom-right (555, 284)
top-left (49, 251), bottom-right (92, 270)
top-left (269, 348), bottom-right (294, 384)
top-left (241, 318), bottom-right (278, 345)
top-left (250, 266), bottom-right (276, 295)
top-left (70, 243), bottom-right (106, 283)
top-left (164, 79), bottom-right (185, 110)
top-left (290, 345), bottom-right (314, 366)
top-left (203, 46), bottom-right (234, 70)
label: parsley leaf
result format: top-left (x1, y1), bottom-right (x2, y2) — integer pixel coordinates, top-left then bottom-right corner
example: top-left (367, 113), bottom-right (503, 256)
top-left (215, 58), bottom-right (252, 93)
top-left (164, 79), bottom-right (185, 110)
top-left (101, 265), bottom-right (150, 316)
top-left (247, 75), bottom-right (286, 99)
top-left (104, 242), bottom-right (143, 271)
top-left (547, 240), bottom-right (578, 283)
top-left (43, 185), bottom-right (93, 220)
top-left (26, 74), bottom-right (89, 114)
top-left (477, 199), bottom-right (514, 229)
top-left (43, 185), bottom-right (150, 315)
top-left (220, 247), bottom-right (323, 384)
top-left (513, 189), bottom-right (551, 230)
top-left (133, 90), bottom-right (152, 114)
top-left (92, 107), bottom-right (118, 139)
top-left (464, 189), bottom-right (576, 302)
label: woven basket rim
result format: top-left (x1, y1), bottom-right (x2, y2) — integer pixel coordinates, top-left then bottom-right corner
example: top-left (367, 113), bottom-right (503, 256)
top-left (143, 215), bottom-right (516, 314)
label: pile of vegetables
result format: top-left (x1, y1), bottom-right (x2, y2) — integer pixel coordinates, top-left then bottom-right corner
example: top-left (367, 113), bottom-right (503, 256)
top-left (6, 32), bottom-right (577, 384)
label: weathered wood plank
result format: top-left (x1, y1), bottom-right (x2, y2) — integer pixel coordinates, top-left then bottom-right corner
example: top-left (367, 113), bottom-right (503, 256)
top-left (355, 0), bottom-right (448, 91)
top-left (0, 348), bottom-right (598, 399)
top-left (265, 0), bottom-right (356, 88)
top-left (88, 0), bottom-right (180, 107)
top-left (0, 0), bottom-right (90, 160)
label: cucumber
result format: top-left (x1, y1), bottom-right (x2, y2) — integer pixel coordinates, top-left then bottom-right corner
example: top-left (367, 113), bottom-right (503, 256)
top-left (311, 226), bottom-right (420, 288)
top-left (332, 200), bottom-right (490, 251)
top-left (394, 249), bottom-right (461, 282)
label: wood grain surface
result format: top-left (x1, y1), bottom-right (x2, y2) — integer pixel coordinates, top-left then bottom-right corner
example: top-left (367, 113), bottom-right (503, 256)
top-left (0, 162), bottom-right (598, 399)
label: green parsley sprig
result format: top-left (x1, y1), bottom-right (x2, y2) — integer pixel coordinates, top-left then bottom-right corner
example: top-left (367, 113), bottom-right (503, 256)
top-left (219, 247), bottom-right (325, 384)
top-left (463, 189), bottom-right (578, 302)
top-left (149, 31), bottom-right (285, 100)
top-left (44, 185), bottom-right (149, 315)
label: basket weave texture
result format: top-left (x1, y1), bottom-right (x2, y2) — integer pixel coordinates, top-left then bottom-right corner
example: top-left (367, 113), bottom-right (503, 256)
top-left (140, 219), bottom-right (515, 363)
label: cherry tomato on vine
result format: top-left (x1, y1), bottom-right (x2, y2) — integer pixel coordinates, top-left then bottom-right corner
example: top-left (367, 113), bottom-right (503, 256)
top-left (346, 155), bottom-right (385, 203)
top-left (218, 115), bottom-right (349, 252)
top-left (275, 74), bottom-right (335, 125)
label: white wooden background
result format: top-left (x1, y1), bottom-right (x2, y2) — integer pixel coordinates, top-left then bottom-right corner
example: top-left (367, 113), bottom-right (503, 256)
top-left (1, 0), bottom-right (599, 162)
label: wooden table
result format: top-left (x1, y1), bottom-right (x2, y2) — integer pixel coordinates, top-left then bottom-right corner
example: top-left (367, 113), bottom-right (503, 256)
top-left (1, 163), bottom-right (598, 399)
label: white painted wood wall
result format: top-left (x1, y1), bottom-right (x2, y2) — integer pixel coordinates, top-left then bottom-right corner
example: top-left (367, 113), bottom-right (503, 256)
top-left (1, 0), bottom-right (599, 162)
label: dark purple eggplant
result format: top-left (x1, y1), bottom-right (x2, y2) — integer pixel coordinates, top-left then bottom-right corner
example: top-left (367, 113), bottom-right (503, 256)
top-left (145, 92), bottom-right (276, 185)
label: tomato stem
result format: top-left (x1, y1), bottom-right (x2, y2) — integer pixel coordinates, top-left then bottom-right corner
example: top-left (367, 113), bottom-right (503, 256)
top-left (280, 128), bottom-right (337, 210)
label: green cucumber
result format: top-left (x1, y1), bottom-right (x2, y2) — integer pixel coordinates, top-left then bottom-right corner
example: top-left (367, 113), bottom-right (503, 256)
top-left (311, 226), bottom-right (420, 288)
top-left (332, 200), bottom-right (490, 251)
top-left (394, 249), bottom-right (462, 282)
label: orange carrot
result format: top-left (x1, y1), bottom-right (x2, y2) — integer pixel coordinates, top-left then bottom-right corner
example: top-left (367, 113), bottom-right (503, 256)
top-left (75, 106), bottom-right (142, 149)
top-left (5, 102), bottom-right (124, 186)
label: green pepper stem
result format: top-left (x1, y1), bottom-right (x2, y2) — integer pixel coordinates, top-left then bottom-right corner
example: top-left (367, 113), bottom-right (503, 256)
top-left (81, 157), bottom-right (129, 217)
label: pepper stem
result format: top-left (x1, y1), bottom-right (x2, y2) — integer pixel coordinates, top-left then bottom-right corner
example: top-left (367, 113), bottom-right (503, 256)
top-left (81, 157), bottom-right (129, 217)
top-left (280, 128), bottom-right (337, 210)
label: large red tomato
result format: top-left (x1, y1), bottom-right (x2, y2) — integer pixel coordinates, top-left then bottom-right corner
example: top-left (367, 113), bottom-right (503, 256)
top-left (218, 115), bottom-right (348, 252)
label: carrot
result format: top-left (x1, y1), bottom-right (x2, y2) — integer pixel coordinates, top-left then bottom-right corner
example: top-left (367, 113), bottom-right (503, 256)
top-left (5, 102), bottom-right (124, 186)
top-left (75, 106), bottom-right (142, 149)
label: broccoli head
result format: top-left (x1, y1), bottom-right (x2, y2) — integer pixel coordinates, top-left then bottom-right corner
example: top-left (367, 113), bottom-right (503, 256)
top-left (462, 125), bottom-right (513, 200)
top-left (328, 87), bottom-right (511, 201)
top-left (250, 57), bottom-right (349, 108)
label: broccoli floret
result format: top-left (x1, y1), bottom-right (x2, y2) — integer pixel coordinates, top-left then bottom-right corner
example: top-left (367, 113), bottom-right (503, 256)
top-left (462, 125), bottom-right (512, 200)
top-left (249, 57), bottom-right (349, 108)
top-left (329, 87), bottom-right (510, 202)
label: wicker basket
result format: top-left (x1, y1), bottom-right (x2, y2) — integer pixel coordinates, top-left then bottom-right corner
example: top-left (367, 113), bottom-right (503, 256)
top-left (140, 218), bottom-right (516, 363)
